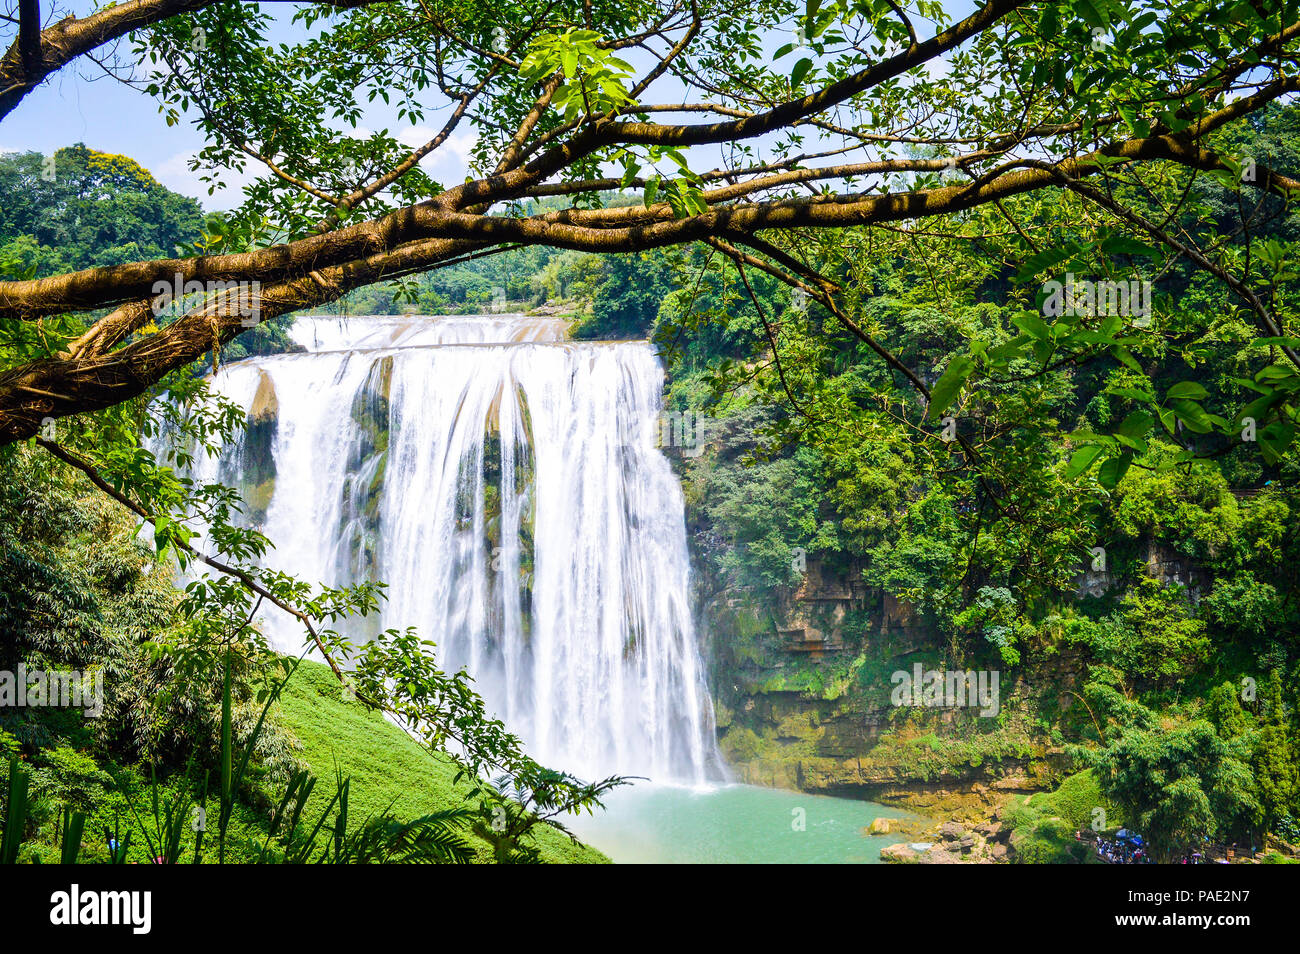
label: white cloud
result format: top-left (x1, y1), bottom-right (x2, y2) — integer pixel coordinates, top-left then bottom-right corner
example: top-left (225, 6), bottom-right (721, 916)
top-left (155, 151), bottom-right (257, 211)
top-left (395, 125), bottom-right (436, 149)
top-left (396, 126), bottom-right (476, 181)
top-left (153, 124), bottom-right (479, 210)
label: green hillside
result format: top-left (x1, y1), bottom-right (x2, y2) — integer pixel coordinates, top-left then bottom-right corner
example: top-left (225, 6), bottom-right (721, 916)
top-left (275, 660), bottom-right (608, 864)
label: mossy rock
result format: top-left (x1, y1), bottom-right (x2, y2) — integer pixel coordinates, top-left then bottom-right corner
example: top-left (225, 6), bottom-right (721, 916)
top-left (713, 701), bottom-right (733, 730)
top-left (242, 374), bottom-right (279, 486)
top-left (245, 478), bottom-right (276, 523)
top-left (774, 710), bottom-right (822, 743)
top-left (719, 726), bottom-right (766, 762)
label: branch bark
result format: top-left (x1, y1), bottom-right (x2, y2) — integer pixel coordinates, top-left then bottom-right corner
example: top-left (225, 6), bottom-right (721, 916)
top-left (3, 0), bottom-right (1300, 444)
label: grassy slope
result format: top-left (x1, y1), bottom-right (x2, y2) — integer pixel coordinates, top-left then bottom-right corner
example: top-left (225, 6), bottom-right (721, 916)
top-left (275, 660), bottom-right (608, 864)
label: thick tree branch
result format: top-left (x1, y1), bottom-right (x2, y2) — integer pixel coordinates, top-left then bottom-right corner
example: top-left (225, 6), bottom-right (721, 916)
top-left (0, 0), bottom-right (383, 122)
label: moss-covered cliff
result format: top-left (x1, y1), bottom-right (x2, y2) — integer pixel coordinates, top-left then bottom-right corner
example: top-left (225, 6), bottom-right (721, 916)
top-left (696, 551), bottom-right (1076, 807)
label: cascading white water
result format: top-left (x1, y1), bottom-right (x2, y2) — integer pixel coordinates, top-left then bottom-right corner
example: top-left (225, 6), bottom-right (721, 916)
top-left (181, 314), bottom-right (719, 784)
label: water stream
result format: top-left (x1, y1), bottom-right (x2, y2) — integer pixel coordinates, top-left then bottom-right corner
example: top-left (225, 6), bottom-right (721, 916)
top-left (187, 314), bottom-right (718, 783)
top-left (177, 314), bottom-right (901, 861)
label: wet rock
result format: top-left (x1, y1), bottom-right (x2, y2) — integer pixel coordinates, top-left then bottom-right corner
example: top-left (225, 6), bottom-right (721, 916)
top-left (713, 701), bottom-right (733, 730)
top-left (250, 369), bottom-right (278, 422)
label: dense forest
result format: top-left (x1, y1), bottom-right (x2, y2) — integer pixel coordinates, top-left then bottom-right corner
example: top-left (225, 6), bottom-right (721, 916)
top-left (2, 0), bottom-right (1300, 877)
top-left (5, 117), bottom-right (1300, 863)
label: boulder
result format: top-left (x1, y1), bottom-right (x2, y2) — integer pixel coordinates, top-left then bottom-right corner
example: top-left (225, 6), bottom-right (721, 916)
top-left (867, 817), bottom-right (893, 835)
top-left (880, 843), bottom-right (919, 864)
top-left (939, 821), bottom-right (966, 842)
top-left (919, 847), bottom-right (963, 864)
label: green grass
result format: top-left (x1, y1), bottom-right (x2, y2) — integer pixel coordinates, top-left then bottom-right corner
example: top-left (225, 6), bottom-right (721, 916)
top-left (274, 660), bottom-right (608, 864)
top-left (6, 658), bottom-right (609, 864)
top-left (1023, 768), bottom-right (1122, 830)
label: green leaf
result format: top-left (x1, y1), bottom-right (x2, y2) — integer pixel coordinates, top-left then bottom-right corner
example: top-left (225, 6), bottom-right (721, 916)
top-left (1165, 381), bottom-right (1209, 401)
top-left (1100, 235), bottom-right (1159, 258)
top-left (1065, 444), bottom-right (1105, 478)
top-left (1106, 384), bottom-right (1155, 403)
top-left (1169, 399), bottom-right (1214, 433)
top-left (1016, 243), bottom-right (1081, 283)
top-left (1257, 364), bottom-right (1298, 383)
top-left (1113, 433), bottom-right (1146, 451)
top-left (1239, 391), bottom-right (1287, 425)
top-left (1259, 421), bottom-right (1297, 464)
top-left (984, 334), bottom-right (1033, 364)
top-left (1115, 410), bottom-right (1153, 439)
top-left (1012, 313), bottom-right (1051, 340)
top-left (1111, 345), bottom-right (1142, 373)
top-left (1078, 0), bottom-right (1109, 29)
top-left (791, 57), bottom-right (813, 87)
top-left (1097, 451), bottom-right (1133, 489)
top-left (926, 355), bottom-right (974, 421)
top-left (805, 0), bottom-right (823, 32)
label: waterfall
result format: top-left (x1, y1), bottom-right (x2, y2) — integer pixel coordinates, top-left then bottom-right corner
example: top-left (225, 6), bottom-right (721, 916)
top-left (179, 314), bottom-right (719, 784)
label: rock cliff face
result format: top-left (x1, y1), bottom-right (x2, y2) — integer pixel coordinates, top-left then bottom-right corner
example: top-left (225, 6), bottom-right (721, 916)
top-left (772, 559), bottom-right (867, 653)
top-left (696, 552), bottom-right (1073, 807)
top-left (1075, 538), bottom-right (1207, 599)
top-left (240, 369), bottom-right (279, 524)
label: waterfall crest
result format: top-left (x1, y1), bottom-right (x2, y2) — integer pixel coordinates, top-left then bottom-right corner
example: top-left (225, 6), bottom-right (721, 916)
top-left (185, 314), bottom-right (719, 784)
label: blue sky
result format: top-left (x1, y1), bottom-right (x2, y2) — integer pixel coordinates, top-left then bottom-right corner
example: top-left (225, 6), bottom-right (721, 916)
top-left (1, 2), bottom-right (475, 209)
top-left (2, 1), bottom-right (976, 211)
